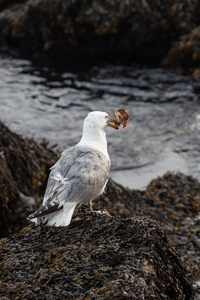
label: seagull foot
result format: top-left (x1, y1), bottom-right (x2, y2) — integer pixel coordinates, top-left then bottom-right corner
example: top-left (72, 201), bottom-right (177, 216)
top-left (73, 217), bottom-right (81, 221)
top-left (95, 209), bottom-right (111, 217)
top-left (88, 201), bottom-right (111, 217)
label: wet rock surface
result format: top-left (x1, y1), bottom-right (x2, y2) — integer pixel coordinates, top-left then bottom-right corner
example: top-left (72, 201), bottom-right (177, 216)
top-left (0, 215), bottom-right (195, 299)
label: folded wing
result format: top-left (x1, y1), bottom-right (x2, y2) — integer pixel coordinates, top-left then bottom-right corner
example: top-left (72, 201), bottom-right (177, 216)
top-left (28, 146), bottom-right (110, 221)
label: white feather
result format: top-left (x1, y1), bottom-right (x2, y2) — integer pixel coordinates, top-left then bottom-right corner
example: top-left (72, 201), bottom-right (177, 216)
top-left (44, 202), bottom-right (77, 226)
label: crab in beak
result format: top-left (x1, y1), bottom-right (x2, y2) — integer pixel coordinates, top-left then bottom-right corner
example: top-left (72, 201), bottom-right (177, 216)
top-left (107, 108), bottom-right (130, 130)
top-left (107, 117), bottom-right (120, 130)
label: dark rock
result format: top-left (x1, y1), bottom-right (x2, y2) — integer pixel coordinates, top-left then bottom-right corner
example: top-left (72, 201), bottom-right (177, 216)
top-left (0, 0), bottom-right (199, 63)
top-left (163, 26), bottom-right (200, 78)
top-left (99, 173), bottom-right (200, 226)
top-left (0, 122), bottom-right (59, 237)
top-left (0, 122), bottom-right (199, 297)
top-left (0, 0), bottom-right (27, 12)
top-left (0, 215), bottom-right (195, 299)
top-left (97, 173), bottom-right (200, 282)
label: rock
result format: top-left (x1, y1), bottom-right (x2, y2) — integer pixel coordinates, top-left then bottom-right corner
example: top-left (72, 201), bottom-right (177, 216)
top-left (98, 173), bottom-right (200, 226)
top-left (0, 214), bottom-right (194, 299)
top-left (0, 0), bottom-right (27, 12)
top-left (0, 0), bottom-right (199, 63)
top-left (162, 1), bottom-right (200, 77)
top-left (163, 26), bottom-right (200, 78)
top-left (97, 174), bottom-right (200, 282)
top-left (0, 122), bottom-right (59, 237)
top-left (0, 121), bottom-right (199, 296)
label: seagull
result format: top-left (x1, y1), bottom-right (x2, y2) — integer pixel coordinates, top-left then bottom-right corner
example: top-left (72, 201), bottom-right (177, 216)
top-left (27, 111), bottom-right (120, 227)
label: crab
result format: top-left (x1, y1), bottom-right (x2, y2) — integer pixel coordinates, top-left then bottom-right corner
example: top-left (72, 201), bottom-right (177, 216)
top-left (114, 108), bottom-right (130, 128)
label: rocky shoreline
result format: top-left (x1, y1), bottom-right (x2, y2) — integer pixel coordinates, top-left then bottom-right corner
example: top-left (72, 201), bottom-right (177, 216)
top-left (0, 1), bottom-right (200, 297)
top-left (0, 0), bottom-right (200, 77)
top-left (0, 122), bottom-right (199, 298)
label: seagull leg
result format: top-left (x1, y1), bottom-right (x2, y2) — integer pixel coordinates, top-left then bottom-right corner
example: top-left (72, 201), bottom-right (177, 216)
top-left (89, 200), bottom-right (94, 212)
top-left (88, 200), bottom-right (111, 217)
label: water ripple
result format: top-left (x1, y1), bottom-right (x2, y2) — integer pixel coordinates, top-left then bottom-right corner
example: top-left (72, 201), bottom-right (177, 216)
top-left (0, 54), bottom-right (200, 189)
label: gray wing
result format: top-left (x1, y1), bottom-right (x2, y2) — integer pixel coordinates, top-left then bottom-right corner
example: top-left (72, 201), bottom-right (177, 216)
top-left (42, 146), bottom-right (110, 210)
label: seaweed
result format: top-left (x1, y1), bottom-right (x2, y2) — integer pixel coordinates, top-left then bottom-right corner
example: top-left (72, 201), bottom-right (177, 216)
top-left (0, 215), bottom-right (194, 299)
top-left (0, 122), bottom-right (59, 237)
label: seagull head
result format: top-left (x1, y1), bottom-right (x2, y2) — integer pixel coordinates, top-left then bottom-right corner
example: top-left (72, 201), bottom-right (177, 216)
top-left (78, 111), bottom-right (120, 157)
top-left (85, 111), bottom-right (120, 130)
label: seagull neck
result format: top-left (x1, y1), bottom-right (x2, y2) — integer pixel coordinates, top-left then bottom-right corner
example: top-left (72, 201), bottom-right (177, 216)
top-left (78, 127), bottom-right (109, 158)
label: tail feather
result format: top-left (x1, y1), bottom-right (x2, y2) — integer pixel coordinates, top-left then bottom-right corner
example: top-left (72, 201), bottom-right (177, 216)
top-left (27, 202), bottom-right (77, 227)
top-left (27, 203), bottom-right (62, 220)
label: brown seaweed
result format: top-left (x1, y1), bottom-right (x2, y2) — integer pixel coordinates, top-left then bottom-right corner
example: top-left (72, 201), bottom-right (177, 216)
top-left (0, 215), bottom-right (194, 299)
top-left (0, 122), bottom-right (59, 237)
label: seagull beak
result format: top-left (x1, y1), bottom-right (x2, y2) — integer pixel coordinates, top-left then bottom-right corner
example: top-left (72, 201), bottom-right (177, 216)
top-left (107, 117), bottom-right (120, 130)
